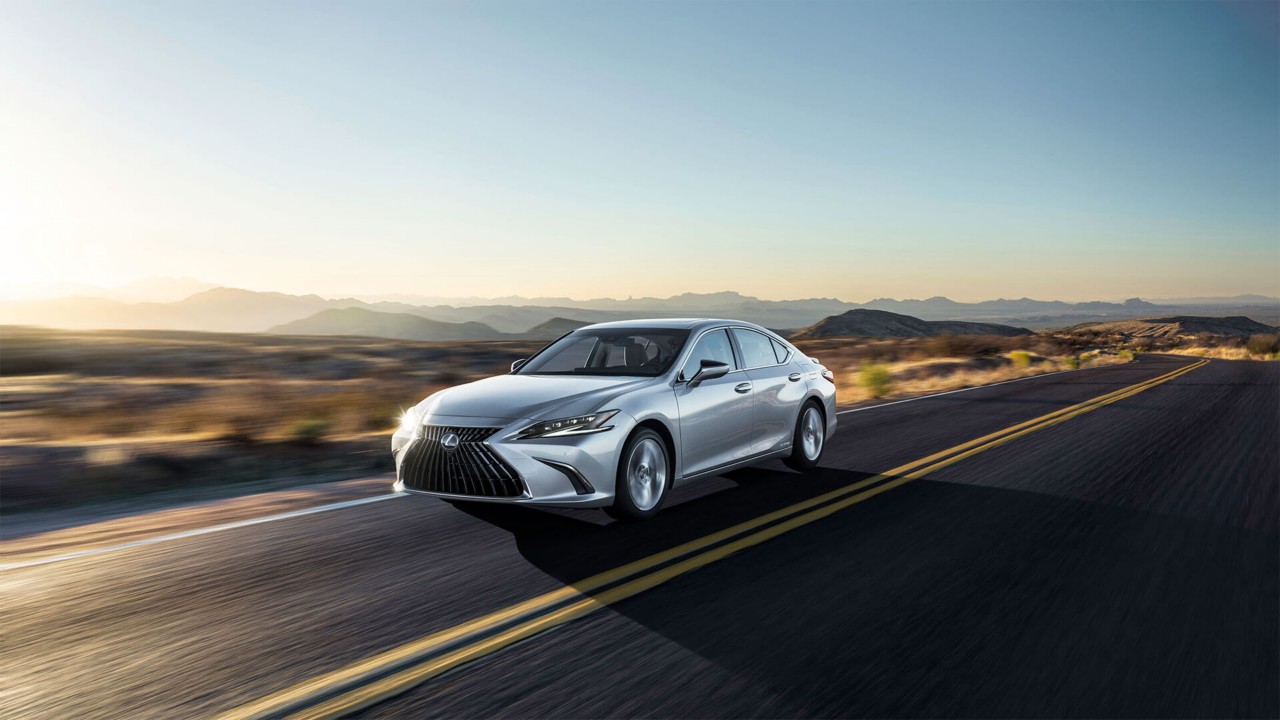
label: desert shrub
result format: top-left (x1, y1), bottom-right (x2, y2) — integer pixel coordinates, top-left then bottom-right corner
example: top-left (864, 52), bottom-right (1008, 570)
top-left (967, 335), bottom-right (1010, 357)
top-left (858, 361), bottom-right (893, 399)
top-left (1063, 356), bottom-right (1081, 370)
top-left (927, 334), bottom-right (1011, 358)
top-left (1030, 337), bottom-right (1070, 357)
top-left (1009, 350), bottom-right (1032, 368)
top-left (435, 369), bottom-right (466, 386)
top-left (1246, 334), bottom-right (1280, 357)
top-left (219, 413), bottom-right (269, 445)
top-left (925, 334), bottom-right (964, 358)
top-left (361, 399), bottom-right (407, 432)
top-left (204, 385), bottom-right (294, 444)
top-left (1118, 349), bottom-right (1135, 361)
top-left (0, 354), bottom-right (81, 375)
top-left (290, 418), bottom-right (331, 446)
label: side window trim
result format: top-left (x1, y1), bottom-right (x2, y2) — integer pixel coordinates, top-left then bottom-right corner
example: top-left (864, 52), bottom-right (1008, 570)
top-left (771, 337), bottom-right (793, 365)
top-left (584, 338), bottom-right (604, 369)
top-left (726, 327), bottom-right (744, 370)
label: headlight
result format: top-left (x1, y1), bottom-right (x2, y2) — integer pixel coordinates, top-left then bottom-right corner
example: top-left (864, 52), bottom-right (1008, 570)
top-left (397, 406), bottom-right (423, 436)
top-left (392, 406), bottom-right (424, 453)
top-left (516, 410), bottom-right (619, 440)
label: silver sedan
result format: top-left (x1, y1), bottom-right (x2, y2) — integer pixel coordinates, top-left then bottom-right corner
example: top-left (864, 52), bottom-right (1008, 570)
top-left (392, 318), bottom-right (837, 520)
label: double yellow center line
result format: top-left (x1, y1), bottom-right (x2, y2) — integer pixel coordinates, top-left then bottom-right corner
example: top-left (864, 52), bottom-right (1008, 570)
top-left (218, 358), bottom-right (1207, 720)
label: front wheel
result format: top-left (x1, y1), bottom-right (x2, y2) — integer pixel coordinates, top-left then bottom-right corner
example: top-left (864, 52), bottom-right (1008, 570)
top-left (606, 428), bottom-right (670, 521)
top-left (784, 402), bottom-right (826, 471)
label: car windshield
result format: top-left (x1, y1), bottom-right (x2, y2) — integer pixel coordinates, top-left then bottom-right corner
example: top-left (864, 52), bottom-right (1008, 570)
top-left (516, 329), bottom-right (691, 377)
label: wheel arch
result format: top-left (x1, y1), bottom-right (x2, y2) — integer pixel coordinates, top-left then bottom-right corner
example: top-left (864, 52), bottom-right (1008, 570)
top-left (632, 418), bottom-right (677, 480)
top-left (802, 392), bottom-right (827, 420)
top-left (790, 392), bottom-right (826, 429)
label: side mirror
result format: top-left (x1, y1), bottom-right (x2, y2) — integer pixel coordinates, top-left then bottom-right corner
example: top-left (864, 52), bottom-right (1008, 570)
top-left (688, 359), bottom-right (730, 387)
top-left (511, 358), bottom-right (527, 372)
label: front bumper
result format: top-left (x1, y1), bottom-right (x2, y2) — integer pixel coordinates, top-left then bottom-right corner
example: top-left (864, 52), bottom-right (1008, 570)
top-left (392, 412), bottom-right (630, 507)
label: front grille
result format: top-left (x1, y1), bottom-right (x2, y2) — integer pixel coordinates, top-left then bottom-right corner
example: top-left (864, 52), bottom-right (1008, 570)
top-left (400, 425), bottom-right (524, 497)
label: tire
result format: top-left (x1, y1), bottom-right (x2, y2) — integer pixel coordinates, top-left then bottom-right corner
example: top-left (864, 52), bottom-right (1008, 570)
top-left (606, 428), bottom-right (670, 521)
top-left (784, 401), bottom-right (826, 471)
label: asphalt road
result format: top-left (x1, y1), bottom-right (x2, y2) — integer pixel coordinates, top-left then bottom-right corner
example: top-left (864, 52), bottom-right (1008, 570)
top-left (3, 355), bottom-right (1276, 719)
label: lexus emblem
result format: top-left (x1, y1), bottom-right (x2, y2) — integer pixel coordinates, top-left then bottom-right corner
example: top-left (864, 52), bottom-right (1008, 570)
top-left (440, 432), bottom-right (461, 451)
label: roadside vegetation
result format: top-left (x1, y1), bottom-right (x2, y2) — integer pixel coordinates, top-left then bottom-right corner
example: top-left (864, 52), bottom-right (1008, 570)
top-left (1159, 333), bottom-right (1280, 361)
top-left (856, 361), bottom-right (894, 399)
top-left (794, 328), bottom-right (1278, 405)
top-left (1, 327), bottom-right (541, 512)
top-left (791, 332), bottom-right (1132, 405)
top-left (1074, 330), bottom-right (1280, 361)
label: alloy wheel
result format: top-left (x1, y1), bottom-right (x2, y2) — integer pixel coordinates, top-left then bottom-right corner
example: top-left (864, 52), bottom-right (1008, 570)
top-left (802, 406), bottom-right (825, 461)
top-left (626, 437), bottom-right (668, 511)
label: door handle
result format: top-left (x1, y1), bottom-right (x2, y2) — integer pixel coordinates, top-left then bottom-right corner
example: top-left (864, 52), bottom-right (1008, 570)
top-left (788, 373), bottom-right (802, 382)
top-left (734, 382), bottom-right (752, 394)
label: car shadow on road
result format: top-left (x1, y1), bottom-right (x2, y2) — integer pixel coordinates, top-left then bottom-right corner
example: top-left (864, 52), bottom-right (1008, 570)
top-left (454, 462), bottom-right (878, 582)
top-left (458, 469), bottom-right (1278, 719)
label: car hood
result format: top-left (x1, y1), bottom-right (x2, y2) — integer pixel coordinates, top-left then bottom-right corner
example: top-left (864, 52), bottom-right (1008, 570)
top-left (419, 374), bottom-right (656, 421)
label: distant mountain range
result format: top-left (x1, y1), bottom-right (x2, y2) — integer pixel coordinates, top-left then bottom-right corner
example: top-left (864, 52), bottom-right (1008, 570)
top-left (789, 309), bottom-right (1033, 339)
top-left (2, 287), bottom-right (1277, 338)
top-left (271, 308), bottom-right (507, 341)
top-left (1146, 294), bottom-right (1280, 306)
top-left (269, 308), bottom-right (589, 341)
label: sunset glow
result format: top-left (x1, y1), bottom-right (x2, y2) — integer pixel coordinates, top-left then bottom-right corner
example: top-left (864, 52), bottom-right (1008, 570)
top-left (2, 1), bottom-right (1276, 303)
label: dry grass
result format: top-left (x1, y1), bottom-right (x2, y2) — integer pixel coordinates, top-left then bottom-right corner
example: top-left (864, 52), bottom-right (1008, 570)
top-left (788, 333), bottom-right (1131, 406)
top-left (1163, 347), bottom-right (1280, 361)
top-left (0, 326), bottom-right (544, 511)
top-left (1113, 331), bottom-right (1279, 361)
top-left (3, 374), bottom-right (439, 442)
top-left (836, 350), bottom-right (1132, 405)
top-left (1064, 329), bottom-right (1279, 361)
top-left (1, 327), bottom-right (543, 444)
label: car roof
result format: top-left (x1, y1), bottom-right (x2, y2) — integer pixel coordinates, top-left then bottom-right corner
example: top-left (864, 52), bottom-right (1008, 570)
top-left (578, 318), bottom-right (774, 334)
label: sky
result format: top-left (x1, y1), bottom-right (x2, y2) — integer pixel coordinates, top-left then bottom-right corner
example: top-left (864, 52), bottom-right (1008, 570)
top-left (1, 0), bottom-right (1277, 303)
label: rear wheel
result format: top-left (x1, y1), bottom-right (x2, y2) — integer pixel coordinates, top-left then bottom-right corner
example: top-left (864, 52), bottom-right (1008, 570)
top-left (784, 401), bottom-right (825, 471)
top-left (606, 428), bottom-right (670, 521)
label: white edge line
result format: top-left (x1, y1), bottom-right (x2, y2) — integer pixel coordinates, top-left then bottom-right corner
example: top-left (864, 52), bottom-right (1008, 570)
top-left (837, 366), bottom-right (1090, 415)
top-left (1, 492), bottom-right (404, 571)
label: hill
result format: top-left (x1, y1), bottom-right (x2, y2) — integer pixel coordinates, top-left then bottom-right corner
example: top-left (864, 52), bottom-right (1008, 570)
top-left (789, 309), bottom-right (1033, 339)
top-left (268, 308), bottom-right (504, 341)
top-left (521, 317), bottom-right (590, 340)
top-left (1064, 316), bottom-right (1277, 338)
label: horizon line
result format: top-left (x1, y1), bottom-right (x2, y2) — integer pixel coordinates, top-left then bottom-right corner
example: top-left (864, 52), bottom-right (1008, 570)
top-left (3, 282), bottom-right (1278, 308)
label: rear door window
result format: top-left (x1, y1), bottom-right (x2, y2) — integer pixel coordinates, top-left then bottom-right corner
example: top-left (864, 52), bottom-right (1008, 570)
top-left (731, 328), bottom-right (781, 369)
